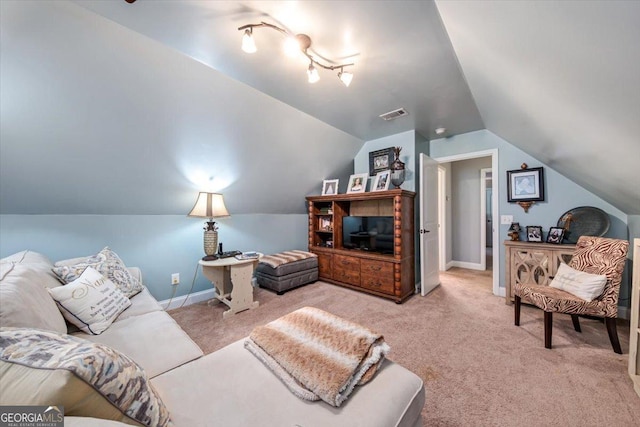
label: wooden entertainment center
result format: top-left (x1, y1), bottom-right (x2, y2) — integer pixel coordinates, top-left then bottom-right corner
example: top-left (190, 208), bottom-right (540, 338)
top-left (306, 189), bottom-right (415, 303)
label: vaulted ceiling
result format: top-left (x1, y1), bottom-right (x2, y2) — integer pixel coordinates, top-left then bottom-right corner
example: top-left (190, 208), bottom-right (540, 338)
top-left (1, 1), bottom-right (639, 215)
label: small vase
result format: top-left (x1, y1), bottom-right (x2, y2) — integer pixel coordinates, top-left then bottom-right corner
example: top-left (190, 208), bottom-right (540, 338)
top-left (390, 147), bottom-right (406, 188)
top-left (204, 230), bottom-right (218, 256)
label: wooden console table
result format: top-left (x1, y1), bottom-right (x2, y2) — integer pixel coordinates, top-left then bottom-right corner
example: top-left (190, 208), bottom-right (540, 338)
top-left (504, 240), bottom-right (575, 305)
top-left (199, 254), bottom-right (262, 318)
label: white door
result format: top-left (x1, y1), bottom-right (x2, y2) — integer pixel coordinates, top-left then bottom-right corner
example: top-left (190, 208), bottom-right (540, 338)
top-left (420, 153), bottom-right (440, 296)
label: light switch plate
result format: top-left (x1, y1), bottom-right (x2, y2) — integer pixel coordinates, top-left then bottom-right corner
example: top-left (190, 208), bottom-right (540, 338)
top-left (501, 215), bottom-right (514, 225)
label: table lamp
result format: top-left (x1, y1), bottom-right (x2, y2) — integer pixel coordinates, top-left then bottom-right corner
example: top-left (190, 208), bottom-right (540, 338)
top-left (188, 192), bottom-right (230, 260)
top-left (508, 222), bottom-right (521, 241)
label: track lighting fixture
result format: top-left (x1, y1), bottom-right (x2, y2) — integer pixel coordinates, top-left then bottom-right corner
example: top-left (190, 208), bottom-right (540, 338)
top-left (238, 22), bottom-right (355, 87)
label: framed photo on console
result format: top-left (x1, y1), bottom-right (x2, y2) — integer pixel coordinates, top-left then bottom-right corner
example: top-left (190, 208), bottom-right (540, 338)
top-left (372, 170), bottom-right (391, 191)
top-left (526, 226), bottom-right (543, 242)
top-left (347, 173), bottom-right (368, 193)
top-left (322, 179), bottom-right (338, 195)
top-left (546, 227), bottom-right (565, 244)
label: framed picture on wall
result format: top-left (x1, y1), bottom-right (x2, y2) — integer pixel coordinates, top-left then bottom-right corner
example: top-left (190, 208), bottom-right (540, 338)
top-left (507, 167), bottom-right (545, 202)
top-left (321, 179), bottom-right (339, 195)
top-left (369, 147), bottom-right (394, 176)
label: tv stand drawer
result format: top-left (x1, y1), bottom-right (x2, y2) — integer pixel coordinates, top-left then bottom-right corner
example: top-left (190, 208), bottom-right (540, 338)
top-left (333, 254), bottom-right (361, 285)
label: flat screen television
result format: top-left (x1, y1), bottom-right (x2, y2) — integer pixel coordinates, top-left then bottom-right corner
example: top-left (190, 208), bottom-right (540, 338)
top-left (342, 216), bottom-right (394, 254)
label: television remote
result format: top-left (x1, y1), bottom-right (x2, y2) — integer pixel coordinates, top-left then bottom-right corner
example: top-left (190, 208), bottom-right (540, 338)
top-left (218, 250), bottom-right (242, 259)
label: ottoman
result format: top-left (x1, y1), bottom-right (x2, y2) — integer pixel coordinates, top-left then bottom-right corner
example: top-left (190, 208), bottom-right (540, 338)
top-left (255, 250), bottom-right (318, 295)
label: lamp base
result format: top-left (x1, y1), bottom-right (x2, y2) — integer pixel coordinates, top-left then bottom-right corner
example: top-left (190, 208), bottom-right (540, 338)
top-left (202, 254), bottom-right (219, 261)
top-left (204, 230), bottom-right (219, 257)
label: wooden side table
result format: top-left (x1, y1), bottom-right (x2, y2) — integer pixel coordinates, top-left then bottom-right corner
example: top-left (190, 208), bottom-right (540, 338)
top-left (199, 254), bottom-right (262, 318)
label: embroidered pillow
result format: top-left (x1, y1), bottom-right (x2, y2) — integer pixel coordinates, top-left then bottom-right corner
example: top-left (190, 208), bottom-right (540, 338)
top-left (49, 267), bottom-right (131, 334)
top-left (53, 247), bottom-right (143, 298)
top-left (549, 263), bottom-right (608, 302)
top-left (0, 328), bottom-right (172, 426)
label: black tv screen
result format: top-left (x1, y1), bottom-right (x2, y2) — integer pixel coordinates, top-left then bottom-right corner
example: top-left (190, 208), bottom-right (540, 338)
top-left (342, 216), bottom-right (394, 254)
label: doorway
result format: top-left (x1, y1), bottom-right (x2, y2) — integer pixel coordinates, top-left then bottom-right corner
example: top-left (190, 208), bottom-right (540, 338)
top-left (432, 149), bottom-right (500, 296)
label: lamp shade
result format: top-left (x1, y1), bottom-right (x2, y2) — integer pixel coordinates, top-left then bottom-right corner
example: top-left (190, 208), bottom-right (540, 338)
top-left (188, 192), bottom-right (230, 219)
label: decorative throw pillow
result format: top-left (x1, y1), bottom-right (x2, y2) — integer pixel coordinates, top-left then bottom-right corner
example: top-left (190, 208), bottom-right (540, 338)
top-left (0, 328), bottom-right (172, 427)
top-left (48, 267), bottom-right (131, 335)
top-left (53, 247), bottom-right (143, 298)
top-left (549, 263), bottom-right (608, 302)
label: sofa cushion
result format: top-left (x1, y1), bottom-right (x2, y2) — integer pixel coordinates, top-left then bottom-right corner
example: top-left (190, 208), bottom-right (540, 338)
top-left (53, 247), bottom-right (143, 298)
top-left (151, 339), bottom-right (425, 427)
top-left (114, 287), bottom-right (164, 322)
top-left (73, 311), bottom-right (203, 378)
top-left (1, 250), bottom-right (54, 266)
top-left (49, 267), bottom-right (131, 335)
top-left (0, 263), bottom-right (67, 334)
top-left (0, 328), bottom-right (172, 427)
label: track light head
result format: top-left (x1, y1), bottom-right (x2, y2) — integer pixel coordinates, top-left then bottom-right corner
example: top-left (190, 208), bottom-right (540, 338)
top-left (307, 62), bottom-right (320, 83)
top-left (241, 28), bottom-right (256, 53)
top-left (338, 69), bottom-right (353, 87)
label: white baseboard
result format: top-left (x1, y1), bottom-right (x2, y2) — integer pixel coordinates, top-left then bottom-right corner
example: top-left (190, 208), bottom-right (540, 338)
top-left (160, 288), bottom-right (216, 310)
top-left (450, 260), bottom-right (485, 271)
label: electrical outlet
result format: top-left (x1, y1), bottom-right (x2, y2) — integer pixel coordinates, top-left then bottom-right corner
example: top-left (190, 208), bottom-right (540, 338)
top-left (171, 273), bottom-right (180, 286)
top-left (501, 215), bottom-right (514, 225)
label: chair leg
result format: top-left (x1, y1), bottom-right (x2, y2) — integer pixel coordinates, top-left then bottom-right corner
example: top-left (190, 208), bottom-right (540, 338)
top-left (605, 317), bottom-right (622, 354)
top-left (544, 311), bottom-right (553, 349)
top-left (571, 315), bottom-right (581, 333)
top-left (514, 295), bottom-right (521, 326)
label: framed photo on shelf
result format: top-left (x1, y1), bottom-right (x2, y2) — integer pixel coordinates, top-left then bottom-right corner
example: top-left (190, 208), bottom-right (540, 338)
top-left (368, 147), bottom-right (394, 176)
top-left (507, 167), bottom-right (545, 202)
top-left (346, 173), bottom-right (368, 193)
top-left (372, 170), bottom-right (391, 191)
top-left (526, 226), bottom-right (543, 242)
top-left (319, 217), bottom-right (332, 231)
top-left (546, 227), bottom-right (565, 244)
top-left (321, 179), bottom-right (339, 195)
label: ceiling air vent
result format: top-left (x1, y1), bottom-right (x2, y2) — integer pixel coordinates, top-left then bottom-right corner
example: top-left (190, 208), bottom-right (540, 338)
top-left (379, 108), bottom-right (409, 121)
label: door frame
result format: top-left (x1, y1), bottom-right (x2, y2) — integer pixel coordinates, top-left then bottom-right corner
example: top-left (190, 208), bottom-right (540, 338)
top-left (437, 165), bottom-right (447, 271)
top-left (479, 167), bottom-right (492, 271)
top-left (432, 149), bottom-right (500, 296)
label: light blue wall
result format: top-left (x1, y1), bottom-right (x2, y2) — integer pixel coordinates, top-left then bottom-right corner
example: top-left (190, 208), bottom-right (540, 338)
top-left (429, 130), bottom-right (632, 308)
top-left (354, 130), bottom-right (417, 192)
top-left (0, 214), bottom-right (307, 301)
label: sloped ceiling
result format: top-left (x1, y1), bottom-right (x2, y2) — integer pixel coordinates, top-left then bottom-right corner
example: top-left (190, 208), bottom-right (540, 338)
top-left (436, 0), bottom-right (640, 215)
top-left (1, 1), bottom-right (639, 215)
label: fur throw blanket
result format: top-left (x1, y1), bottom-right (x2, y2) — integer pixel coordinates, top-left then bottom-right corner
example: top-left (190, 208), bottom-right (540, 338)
top-left (244, 306), bottom-right (390, 407)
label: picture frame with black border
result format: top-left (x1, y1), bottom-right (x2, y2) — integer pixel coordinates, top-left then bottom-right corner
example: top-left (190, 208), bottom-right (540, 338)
top-left (347, 173), bottom-right (368, 193)
top-left (526, 225), bottom-right (543, 242)
top-left (321, 179), bottom-right (339, 195)
top-left (546, 226), bottom-right (565, 244)
top-left (369, 147), bottom-right (394, 176)
top-left (372, 170), bottom-right (391, 191)
top-left (507, 167), bottom-right (545, 202)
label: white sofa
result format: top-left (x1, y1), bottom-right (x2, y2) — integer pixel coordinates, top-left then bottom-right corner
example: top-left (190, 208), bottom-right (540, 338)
top-left (0, 250), bottom-right (425, 427)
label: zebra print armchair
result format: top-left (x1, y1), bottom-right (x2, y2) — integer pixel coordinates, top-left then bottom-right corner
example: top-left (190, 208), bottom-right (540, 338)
top-left (514, 236), bottom-right (629, 353)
